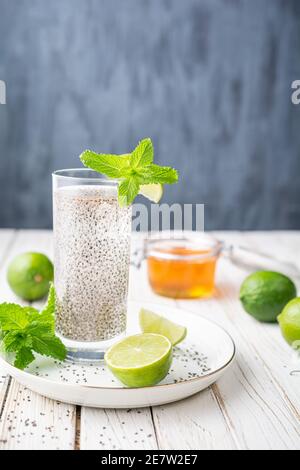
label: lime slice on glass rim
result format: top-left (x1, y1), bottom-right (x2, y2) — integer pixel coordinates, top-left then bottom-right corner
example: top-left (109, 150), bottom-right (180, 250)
top-left (139, 183), bottom-right (163, 203)
top-left (139, 308), bottom-right (187, 346)
top-left (105, 333), bottom-right (172, 387)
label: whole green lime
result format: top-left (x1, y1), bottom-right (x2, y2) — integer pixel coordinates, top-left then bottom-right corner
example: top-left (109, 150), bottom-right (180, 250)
top-left (7, 252), bottom-right (54, 301)
top-left (239, 271), bottom-right (297, 323)
top-left (278, 298), bottom-right (300, 347)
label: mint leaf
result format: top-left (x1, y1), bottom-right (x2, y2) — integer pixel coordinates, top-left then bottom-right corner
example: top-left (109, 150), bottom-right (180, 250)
top-left (0, 304), bottom-right (30, 330)
top-left (40, 283), bottom-right (55, 317)
top-left (30, 333), bottom-right (66, 361)
top-left (139, 164), bottom-right (178, 184)
top-left (14, 348), bottom-right (35, 370)
top-left (80, 150), bottom-right (131, 178)
top-left (38, 283), bottom-right (56, 332)
top-left (118, 177), bottom-right (140, 206)
top-left (130, 138), bottom-right (153, 168)
top-left (25, 321), bottom-right (52, 337)
top-left (3, 331), bottom-right (32, 352)
top-left (27, 284), bottom-right (56, 330)
top-left (22, 306), bottom-right (41, 322)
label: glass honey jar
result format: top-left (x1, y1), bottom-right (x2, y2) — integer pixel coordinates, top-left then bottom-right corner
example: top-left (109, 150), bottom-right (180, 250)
top-left (145, 235), bottom-right (222, 299)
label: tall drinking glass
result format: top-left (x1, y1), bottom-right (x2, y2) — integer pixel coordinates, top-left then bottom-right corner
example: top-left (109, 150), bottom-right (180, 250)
top-left (52, 169), bottom-right (131, 361)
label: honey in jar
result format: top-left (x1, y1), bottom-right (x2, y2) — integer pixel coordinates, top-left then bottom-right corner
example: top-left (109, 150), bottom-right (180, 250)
top-left (146, 237), bottom-right (221, 299)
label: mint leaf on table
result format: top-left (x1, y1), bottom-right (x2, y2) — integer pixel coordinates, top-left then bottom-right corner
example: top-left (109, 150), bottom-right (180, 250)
top-left (0, 304), bottom-right (31, 330)
top-left (40, 283), bottom-right (55, 317)
top-left (0, 286), bottom-right (66, 370)
top-left (80, 137), bottom-right (179, 206)
top-left (15, 348), bottom-right (35, 370)
top-left (38, 283), bottom-right (56, 332)
top-left (30, 333), bottom-right (66, 360)
top-left (3, 330), bottom-right (33, 352)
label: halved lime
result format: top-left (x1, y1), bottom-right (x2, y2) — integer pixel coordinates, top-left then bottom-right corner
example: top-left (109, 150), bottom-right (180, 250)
top-left (139, 183), bottom-right (163, 203)
top-left (139, 308), bottom-right (187, 346)
top-left (105, 333), bottom-right (172, 387)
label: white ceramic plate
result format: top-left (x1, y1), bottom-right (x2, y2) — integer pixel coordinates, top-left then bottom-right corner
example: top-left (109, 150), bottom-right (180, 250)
top-left (0, 302), bottom-right (235, 408)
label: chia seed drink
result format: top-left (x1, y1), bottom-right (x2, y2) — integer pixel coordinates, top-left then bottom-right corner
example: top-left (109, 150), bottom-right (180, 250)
top-left (52, 169), bottom-right (131, 361)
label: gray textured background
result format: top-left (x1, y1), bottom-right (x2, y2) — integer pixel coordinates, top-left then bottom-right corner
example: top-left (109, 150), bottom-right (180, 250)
top-left (0, 0), bottom-right (300, 230)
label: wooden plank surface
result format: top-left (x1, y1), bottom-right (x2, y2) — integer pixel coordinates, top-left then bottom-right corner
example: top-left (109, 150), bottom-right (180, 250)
top-left (0, 230), bottom-right (300, 450)
top-left (0, 230), bottom-right (76, 450)
top-left (0, 379), bottom-right (76, 450)
top-left (80, 407), bottom-right (158, 450)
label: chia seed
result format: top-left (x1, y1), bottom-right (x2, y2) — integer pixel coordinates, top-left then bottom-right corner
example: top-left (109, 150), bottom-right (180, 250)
top-left (53, 184), bottom-right (131, 342)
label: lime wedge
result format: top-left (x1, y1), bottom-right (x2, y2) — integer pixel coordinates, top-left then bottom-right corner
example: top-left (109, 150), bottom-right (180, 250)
top-left (139, 308), bottom-right (187, 346)
top-left (105, 333), bottom-right (172, 387)
top-left (139, 183), bottom-right (163, 203)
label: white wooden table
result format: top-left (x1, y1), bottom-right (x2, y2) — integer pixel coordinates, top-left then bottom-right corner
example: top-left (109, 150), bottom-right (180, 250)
top-left (0, 230), bottom-right (299, 450)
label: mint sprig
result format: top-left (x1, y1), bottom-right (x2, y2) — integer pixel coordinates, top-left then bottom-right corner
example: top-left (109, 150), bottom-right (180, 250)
top-left (80, 138), bottom-right (178, 206)
top-left (0, 284), bottom-right (66, 370)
